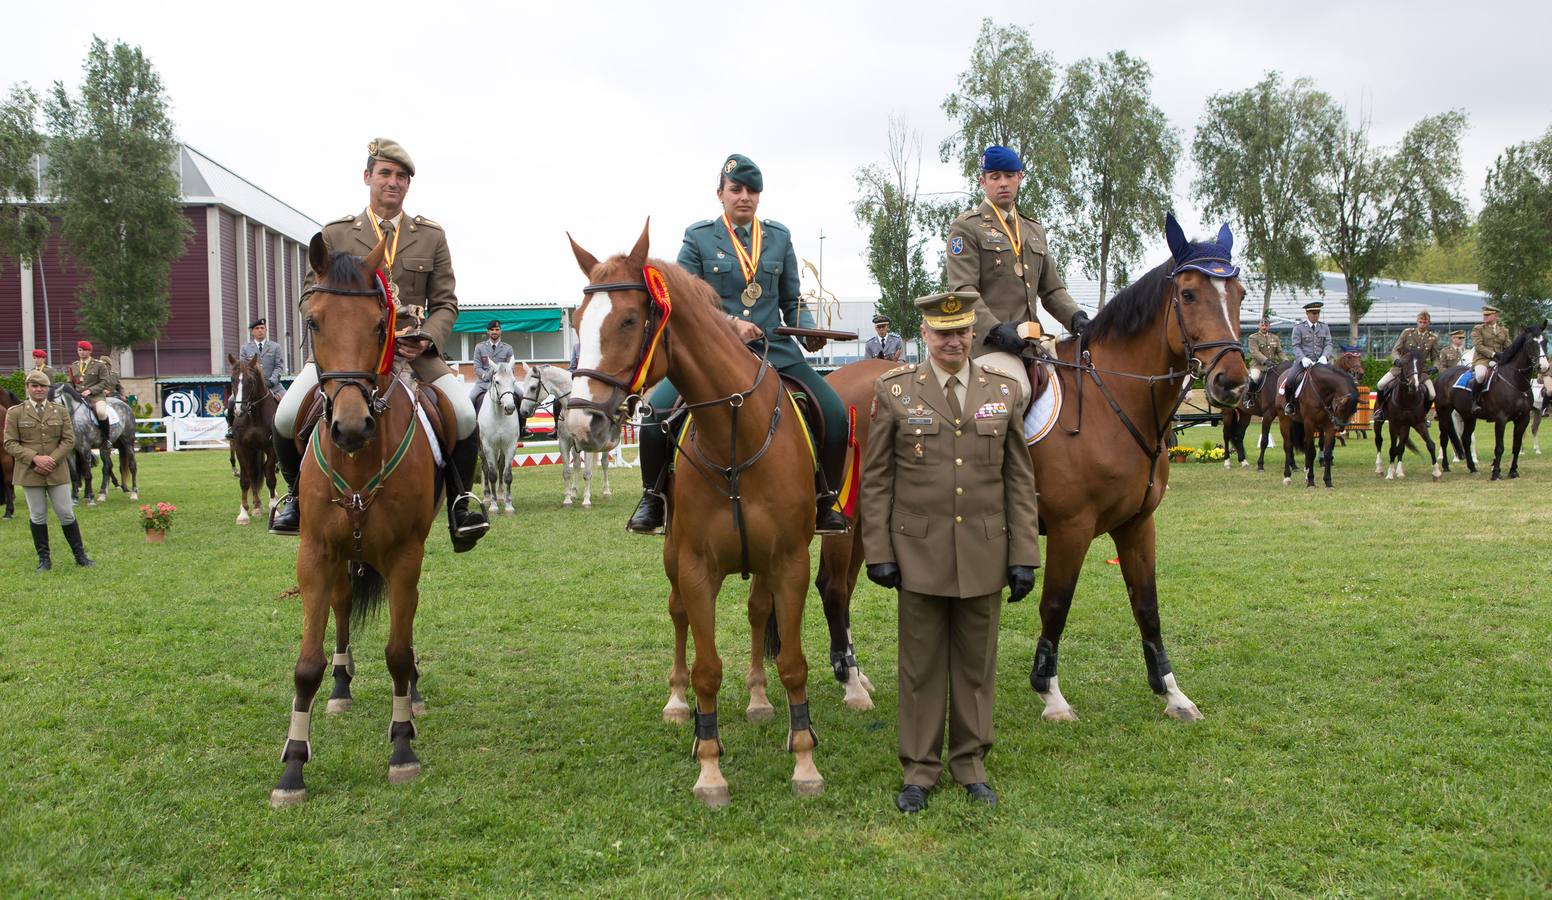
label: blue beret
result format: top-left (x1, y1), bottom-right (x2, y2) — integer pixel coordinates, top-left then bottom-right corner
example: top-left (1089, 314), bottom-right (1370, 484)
top-left (720, 154), bottom-right (763, 192)
top-left (978, 146), bottom-right (1023, 173)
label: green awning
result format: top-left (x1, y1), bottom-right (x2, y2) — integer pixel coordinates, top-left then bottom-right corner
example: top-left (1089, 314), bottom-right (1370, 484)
top-left (453, 308), bottom-right (563, 333)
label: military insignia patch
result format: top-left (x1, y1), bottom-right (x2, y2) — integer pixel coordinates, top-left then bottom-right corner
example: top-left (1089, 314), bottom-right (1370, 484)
top-left (724, 159), bottom-right (737, 174)
top-left (949, 236), bottom-right (964, 256)
top-left (1000, 384), bottom-right (1010, 396)
top-left (890, 384), bottom-right (902, 397)
top-left (942, 296), bottom-right (962, 314)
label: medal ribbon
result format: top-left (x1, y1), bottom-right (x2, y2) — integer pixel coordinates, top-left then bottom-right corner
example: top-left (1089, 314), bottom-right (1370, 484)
top-left (631, 265), bottom-right (674, 394)
top-left (373, 269), bottom-right (398, 377)
top-left (367, 213), bottom-right (402, 272)
top-left (720, 214), bottom-right (762, 290)
top-left (990, 204), bottom-right (1023, 260)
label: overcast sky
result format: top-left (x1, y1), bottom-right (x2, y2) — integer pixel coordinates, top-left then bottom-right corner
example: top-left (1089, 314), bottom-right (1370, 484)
top-left (7, 1), bottom-right (1550, 304)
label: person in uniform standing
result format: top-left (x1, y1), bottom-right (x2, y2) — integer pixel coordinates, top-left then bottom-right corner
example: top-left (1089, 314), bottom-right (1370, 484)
top-left (270, 137), bottom-right (489, 550)
top-left (861, 291), bottom-right (1038, 814)
top-left (226, 318), bottom-right (285, 437)
top-left (1247, 318), bottom-right (1283, 391)
top-left (1469, 305), bottom-right (1511, 415)
top-left (68, 340), bottom-right (112, 444)
top-left (1283, 301), bottom-right (1335, 415)
top-left (4, 370), bottom-right (93, 570)
top-left (1440, 330), bottom-right (1467, 368)
top-left (864, 314), bottom-right (904, 361)
top-left (1375, 311), bottom-right (1439, 408)
top-left (26, 348), bottom-right (54, 382)
top-left (945, 145), bottom-right (1090, 404)
top-left (627, 153), bottom-right (850, 536)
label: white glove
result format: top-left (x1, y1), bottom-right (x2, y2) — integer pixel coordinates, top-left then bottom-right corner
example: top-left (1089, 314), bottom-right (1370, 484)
top-left (1302, 357), bottom-right (1314, 366)
top-left (1488, 360), bottom-right (1497, 368)
top-left (1318, 355), bottom-right (1329, 365)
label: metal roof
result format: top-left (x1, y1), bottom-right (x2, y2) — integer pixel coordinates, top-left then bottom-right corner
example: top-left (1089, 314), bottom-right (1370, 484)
top-left (178, 145), bottom-right (319, 242)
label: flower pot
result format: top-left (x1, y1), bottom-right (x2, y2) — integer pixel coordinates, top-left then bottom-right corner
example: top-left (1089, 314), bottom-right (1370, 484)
top-left (145, 528), bottom-right (165, 543)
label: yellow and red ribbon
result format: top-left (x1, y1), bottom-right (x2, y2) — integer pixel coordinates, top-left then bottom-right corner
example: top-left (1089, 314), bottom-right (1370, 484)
top-left (837, 404), bottom-right (860, 518)
top-left (631, 265), bottom-right (674, 393)
top-left (720, 214), bottom-right (762, 290)
top-left (374, 269), bottom-right (398, 376)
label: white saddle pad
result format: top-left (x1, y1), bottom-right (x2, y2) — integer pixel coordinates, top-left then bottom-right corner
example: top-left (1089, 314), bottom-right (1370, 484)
top-left (1022, 363), bottom-right (1063, 445)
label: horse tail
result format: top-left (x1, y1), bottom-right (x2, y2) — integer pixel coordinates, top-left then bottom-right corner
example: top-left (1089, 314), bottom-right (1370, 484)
top-left (348, 562), bottom-right (388, 630)
top-left (764, 609), bottom-right (781, 659)
top-left (1405, 433), bottom-right (1420, 455)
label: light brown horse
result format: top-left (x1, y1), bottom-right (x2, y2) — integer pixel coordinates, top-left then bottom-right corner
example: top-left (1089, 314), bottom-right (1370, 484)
top-left (269, 234), bottom-right (453, 807)
top-left (226, 353), bottom-right (278, 525)
top-left (562, 223), bottom-right (821, 807)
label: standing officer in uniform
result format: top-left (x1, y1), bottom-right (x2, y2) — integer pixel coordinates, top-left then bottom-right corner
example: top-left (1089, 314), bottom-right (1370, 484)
top-left (1469, 305), bottom-right (1511, 415)
top-left (69, 340), bottom-right (112, 445)
top-left (5, 370), bottom-right (93, 570)
top-left (270, 137), bottom-right (489, 550)
top-left (1247, 318), bottom-right (1283, 391)
top-left (945, 145), bottom-right (1090, 404)
top-left (470, 320), bottom-right (514, 412)
top-left (627, 153), bottom-right (850, 536)
top-left (861, 291), bottom-right (1038, 814)
top-left (864, 314), bottom-right (904, 361)
top-left (226, 318), bottom-right (284, 437)
top-left (26, 348), bottom-right (54, 382)
top-left (1375, 311), bottom-right (1439, 408)
top-left (1440, 330), bottom-right (1466, 368)
top-left (1283, 301), bottom-right (1335, 415)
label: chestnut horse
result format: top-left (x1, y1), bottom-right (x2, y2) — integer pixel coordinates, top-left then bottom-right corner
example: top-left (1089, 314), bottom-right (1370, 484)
top-left (1222, 360), bottom-right (1289, 469)
top-left (269, 234), bottom-right (452, 807)
top-left (226, 353), bottom-right (279, 525)
top-left (1280, 364), bottom-right (1359, 488)
top-left (1372, 348), bottom-right (1440, 481)
top-left (1434, 322), bottom-right (1549, 480)
top-left (563, 223), bottom-right (822, 807)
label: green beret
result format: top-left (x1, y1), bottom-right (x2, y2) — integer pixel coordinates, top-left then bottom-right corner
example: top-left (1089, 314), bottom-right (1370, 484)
top-left (25, 370), bottom-right (50, 387)
top-left (367, 137), bottom-right (415, 177)
top-left (721, 154), bottom-right (762, 192)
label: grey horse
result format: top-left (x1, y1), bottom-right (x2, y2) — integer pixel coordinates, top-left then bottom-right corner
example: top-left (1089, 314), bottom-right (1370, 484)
top-left (51, 384), bottom-right (138, 505)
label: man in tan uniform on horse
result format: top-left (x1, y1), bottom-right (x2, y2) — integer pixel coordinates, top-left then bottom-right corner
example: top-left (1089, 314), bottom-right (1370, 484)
top-left (68, 340), bottom-right (112, 444)
top-left (1469, 305), bottom-right (1511, 416)
top-left (1374, 311), bottom-right (1439, 414)
top-left (1247, 318), bottom-right (1283, 392)
top-left (1440, 330), bottom-right (1466, 368)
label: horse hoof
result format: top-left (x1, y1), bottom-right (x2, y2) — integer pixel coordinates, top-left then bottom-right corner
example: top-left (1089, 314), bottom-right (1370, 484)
top-left (412, 700), bottom-right (427, 717)
top-left (236, 515), bottom-right (250, 525)
top-left (746, 703), bottom-right (775, 723)
top-left (1223, 460), bottom-right (1231, 469)
top-left (582, 501), bottom-right (592, 509)
top-left (562, 499), bottom-right (573, 508)
top-left (1042, 707), bottom-right (1079, 723)
top-left (792, 778), bottom-right (825, 798)
top-left (843, 693), bottom-right (875, 712)
top-left (269, 787), bottom-right (307, 808)
top-left (663, 704), bottom-right (691, 726)
top-left (326, 698), bottom-right (352, 714)
top-left (1433, 475), bottom-right (1441, 482)
top-left (693, 784), bottom-right (731, 808)
top-left (1384, 473), bottom-right (1393, 481)
top-left (388, 763), bottom-right (421, 785)
top-left (1282, 477), bottom-right (1291, 486)
top-left (1241, 460), bottom-right (1250, 468)
top-left (1509, 471), bottom-right (1520, 479)
top-left (1165, 703), bottom-right (1204, 723)
top-left (129, 492), bottom-right (138, 500)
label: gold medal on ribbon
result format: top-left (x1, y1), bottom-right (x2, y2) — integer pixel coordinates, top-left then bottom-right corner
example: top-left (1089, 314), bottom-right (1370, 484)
top-left (1013, 262), bottom-right (1024, 277)
top-left (991, 204), bottom-right (1024, 280)
top-left (742, 283), bottom-right (762, 305)
top-left (722, 213), bottom-right (763, 306)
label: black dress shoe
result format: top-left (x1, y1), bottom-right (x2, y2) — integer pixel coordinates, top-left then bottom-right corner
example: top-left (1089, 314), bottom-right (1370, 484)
top-left (964, 782), bottom-right (998, 806)
top-left (895, 784), bottom-right (929, 814)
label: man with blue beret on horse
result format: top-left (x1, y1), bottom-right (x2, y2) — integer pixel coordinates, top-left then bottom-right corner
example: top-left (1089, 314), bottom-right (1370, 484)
top-left (946, 145), bottom-right (1089, 406)
top-left (1469, 305), bottom-right (1510, 416)
top-left (5, 369), bottom-right (93, 570)
top-left (226, 318), bottom-right (284, 438)
top-left (1283, 301), bottom-right (1335, 415)
top-left (270, 137), bottom-right (490, 551)
top-left (626, 153), bottom-right (851, 537)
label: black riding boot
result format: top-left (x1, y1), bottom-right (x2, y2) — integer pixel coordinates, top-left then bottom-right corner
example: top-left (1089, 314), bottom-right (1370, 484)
top-left (97, 416), bottom-right (111, 446)
top-left (62, 520), bottom-right (93, 567)
top-left (1470, 380), bottom-right (1486, 417)
top-left (814, 448), bottom-right (850, 536)
top-left (1373, 384), bottom-right (1392, 424)
top-left (269, 429), bottom-right (303, 535)
top-left (30, 521), bottom-right (51, 572)
top-left (1283, 375), bottom-right (1299, 415)
top-left (447, 434), bottom-right (490, 552)
top-left (628, 421), bottom-right (669, 534)
top-left (224, 409), bottom-right (235, 440)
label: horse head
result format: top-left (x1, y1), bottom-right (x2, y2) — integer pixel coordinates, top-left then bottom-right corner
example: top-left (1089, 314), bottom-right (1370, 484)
top-left (490, 360), bottom-right (518, 417)
top-left (1162, 214), bottom-right (1250, 408)
top-left (227, 352), bottom-right (264, 418)
top-left (564, 219), bottom-right (660, 450)
top-left (304, 231), bottom-right (390, 454)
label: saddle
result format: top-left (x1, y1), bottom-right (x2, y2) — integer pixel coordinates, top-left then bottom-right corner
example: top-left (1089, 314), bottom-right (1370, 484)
top-left (293, 380), bottom-right (454, 461)
top-left (1022, 357), bottom-right (1053, 405)
top-left (663, 373), bottom-right (823, 469)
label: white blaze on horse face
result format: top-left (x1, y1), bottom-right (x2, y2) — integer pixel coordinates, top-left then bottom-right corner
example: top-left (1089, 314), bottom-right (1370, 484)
top-left (1210, 277), bottom-right (1236, 335)
top-left (234, 375), bottom-right (245, 407)
top-left (571, 296), bottom-right (611, 405)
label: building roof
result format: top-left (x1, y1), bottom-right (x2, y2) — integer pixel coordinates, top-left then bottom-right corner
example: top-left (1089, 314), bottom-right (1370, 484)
top-left (178, 145), bottom-right (319, 242)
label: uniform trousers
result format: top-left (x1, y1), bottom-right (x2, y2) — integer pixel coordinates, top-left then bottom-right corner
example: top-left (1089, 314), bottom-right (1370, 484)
top-left (275, 362), bottom-right (477, 439)
top-left (24, 483), bottom-right (76, 526)
top-left (897, 588), bottom-right (1001, 788)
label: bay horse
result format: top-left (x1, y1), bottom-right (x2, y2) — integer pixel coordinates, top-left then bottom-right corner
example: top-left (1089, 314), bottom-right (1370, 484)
top-left (226, 353), bottom-right (279, 524)
top-left (1372, 349), bottom-right (1440, 481)
top-left (1280, 364), bottom-right (1359, 488)
top-left (520, 363), bottom-right (619, 509)
top-left (1222, 360), bottom-right (1289, 469)
top-left (475, 359), bottom-right (522, 515)
top-left (270, 234), bottom-right (452, 807)
top-left (563, 222), bottom-right (822, 807)
top-left (0, 386), bottom-right (16, 519)
top-left (1433, 322), bottom-right (1548, 480)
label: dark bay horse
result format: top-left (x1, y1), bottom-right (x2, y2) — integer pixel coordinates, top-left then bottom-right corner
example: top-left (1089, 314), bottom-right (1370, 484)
top-left (1434, 322), bottom-right (1548, 480)
top-left (270, 234), bottom-right (453, 808)
top-left (1281, 364), bottom-right (1359, 488)
top-left (1223, 360), bottom-right (1289, 469)
top-left (226, 353), bottom-right (279, 525)
top-left (0, 386), bottom-right (17, 518)
top-left (563, 223), bottom-right (823, 807)
top-left (1372, 349), bottom-right (1440, 481)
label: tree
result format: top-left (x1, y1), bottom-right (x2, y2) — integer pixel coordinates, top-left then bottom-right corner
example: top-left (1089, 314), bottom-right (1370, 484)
top-left (854, 116), bottom-right (939, 340)
top-left (1192, 73), bottom-right (1340, 318)
top-left (1476, 128), bottom-right (1552, 327)
top-left (940, 19), bottom-right (1077, 223)
top-left (1380, 224), bottom-right (1479, 284)
top-left (44, 37), bottom-right (188, 355)
top-left (0, 83), bottom-right (49, 271)
top-left (1061, 51), bottom-right (1177, 305)
top-left (1311, 110), bottom-right (1469, 341)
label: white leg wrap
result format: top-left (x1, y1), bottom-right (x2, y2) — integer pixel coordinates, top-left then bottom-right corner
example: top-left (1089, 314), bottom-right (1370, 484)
top-left (332, 648), bottom-right (354, 675)
top-left (283, 697), bottom-right (314, 762)
top-left (390, 692), bottom-right (417, 739)
top-left (1040, 675), bottom-right (1076, 719)
top-left (433, 373), bottom-right (477, 439)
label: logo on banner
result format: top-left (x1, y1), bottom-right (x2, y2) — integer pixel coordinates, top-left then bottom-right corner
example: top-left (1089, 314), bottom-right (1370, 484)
top-left (164, 390), bottom-right (197, 418)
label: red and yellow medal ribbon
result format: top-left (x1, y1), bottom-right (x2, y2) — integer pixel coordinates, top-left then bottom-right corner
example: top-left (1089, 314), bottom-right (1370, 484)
top-left (990, 204), bottom-right (1023, 260)
top-left (631, 265), bottom-right (674, 394)
top-left (367, 212), bottom-right (402, 272)
top-left (720, 214), bottom-right (762, 289)
top-left (374, 269), bottom-right (398, 376)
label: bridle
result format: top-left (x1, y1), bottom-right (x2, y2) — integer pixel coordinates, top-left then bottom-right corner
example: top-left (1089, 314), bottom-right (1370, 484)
top-left (521, 365), bottom-right (571, 417)
top-left (569, 278), bottom-right (667, 425)
top-left (230, 361), bottom-right (268, 421)
top-left (299, 272), bottom-right (396, 423)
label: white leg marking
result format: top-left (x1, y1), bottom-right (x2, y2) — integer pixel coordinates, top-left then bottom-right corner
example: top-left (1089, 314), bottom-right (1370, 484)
top-left (1161, 672), bottom-right (1203, 722)
top-left (1396, 460), bottom-right (1405, 479)
top-left (1040, 675), bottom-right (1078, 722)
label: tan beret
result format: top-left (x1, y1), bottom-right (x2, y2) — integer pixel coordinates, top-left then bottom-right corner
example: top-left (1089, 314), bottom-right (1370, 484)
top-left (25, 370), bottom-right (50, 387)
top-left (367, 137), bottom-right (415, 176)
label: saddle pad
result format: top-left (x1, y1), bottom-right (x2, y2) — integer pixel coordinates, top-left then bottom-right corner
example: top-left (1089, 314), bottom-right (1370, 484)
top-left (106, 405), bottom-right (122, 428)
top-left (1022, 362), bottom-right (1062, 445)
top-left (1452, 369), bottom-right (1474, 391)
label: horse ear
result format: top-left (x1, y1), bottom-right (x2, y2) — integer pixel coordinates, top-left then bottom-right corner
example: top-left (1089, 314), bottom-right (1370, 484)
top-left (308, 233), bottom-right (329, 277)
top-left (361, 232), bottom-right (387, 277)
top-left (1217, 223), bottom-right (1233, 255)
top-left (627, 218), bottom-right (651, 269)
top-left (568, 233), bottom-right (599, 277)
top-left (1164, 212), bottom-right (1189, 263)
top-left (227, 352), bottom-right (237, 366)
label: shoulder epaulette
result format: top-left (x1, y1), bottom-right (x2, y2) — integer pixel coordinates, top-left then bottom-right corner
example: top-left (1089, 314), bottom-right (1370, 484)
top-left (883, 364), bottom-right (916, 377)
top-left (687, 219), bottom-right (718, 231)
top-left (328, 213), bottom-right (356, 225)
top-left (413, 215), bottom-right (442, 230)
top-left (760, 218), bottom-right (789, 234)
top-left (980, 364), bottom-right (1010, 377)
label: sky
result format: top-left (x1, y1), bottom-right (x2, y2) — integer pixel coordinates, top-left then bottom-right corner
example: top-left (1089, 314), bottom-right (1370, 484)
top-left (6, 0), bottom-right (1550, 305)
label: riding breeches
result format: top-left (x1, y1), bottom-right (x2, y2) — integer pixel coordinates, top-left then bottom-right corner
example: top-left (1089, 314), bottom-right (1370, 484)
top-left (1474, 363), bottom-right (1491, 385)
top-left (24, 483), bottom-right (75, 526)
top-left (1249, 366), bottom-right (1263, 386)
top-left (90, 398), bottom-right (108, 422)
top-left (275, 361), bottom-right (477, 440)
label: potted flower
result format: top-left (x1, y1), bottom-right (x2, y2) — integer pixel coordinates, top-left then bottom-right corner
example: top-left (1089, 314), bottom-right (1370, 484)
top-left (140, 502), bottom-right (177, 542)
top-left (1169, 445), bottom-right (1193, 464)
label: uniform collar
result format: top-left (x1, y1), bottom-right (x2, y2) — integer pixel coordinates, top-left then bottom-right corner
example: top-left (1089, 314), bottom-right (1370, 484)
top-left (928, 359), bottom-right (972, 391)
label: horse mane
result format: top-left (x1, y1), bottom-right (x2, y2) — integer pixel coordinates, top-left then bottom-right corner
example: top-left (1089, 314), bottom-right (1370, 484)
top-left (1497, 325), bottom-right (1541, 364)
top-left (325, 252), bottom-right (373, 290)
top-left (1083, 261), bottom-right (1172, 345)
top-left (591, 254), bottom-right (722, 311)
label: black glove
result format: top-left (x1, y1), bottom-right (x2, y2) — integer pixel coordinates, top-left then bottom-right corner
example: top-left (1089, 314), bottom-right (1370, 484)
top-left (985, 322), bottom-right (1026, 353)
top-left (1007, 565), bottom-right (1034, 602)
top-left (1068, 311), bottom-right (1090, 336)
top-left (865, 563), bottom-right (901, 589)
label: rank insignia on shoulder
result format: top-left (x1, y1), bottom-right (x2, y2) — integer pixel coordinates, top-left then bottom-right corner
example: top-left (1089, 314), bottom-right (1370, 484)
top-left (981, 365), bottom-right (1006, 376)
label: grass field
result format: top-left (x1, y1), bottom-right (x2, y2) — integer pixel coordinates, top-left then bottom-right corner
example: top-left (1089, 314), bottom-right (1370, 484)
top-left (2, 430), bottom-right (1550, 897)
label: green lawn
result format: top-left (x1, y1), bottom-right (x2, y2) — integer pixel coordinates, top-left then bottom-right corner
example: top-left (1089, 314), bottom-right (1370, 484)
top-left (2, 432), bottom-right (1549, 897)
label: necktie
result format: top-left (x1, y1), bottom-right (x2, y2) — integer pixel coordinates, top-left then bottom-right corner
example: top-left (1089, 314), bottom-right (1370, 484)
top-left (735, 226), bottom-right (750, 250)
top-left (946, 375), bottom-right (962, 423)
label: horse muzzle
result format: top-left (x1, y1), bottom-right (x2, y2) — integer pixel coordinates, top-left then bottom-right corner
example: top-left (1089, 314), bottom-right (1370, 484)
top-left (329, 415), bottom-right (376, 454)
top-left (1205, 372), bottom-right (1248, 409)
top-left (563, 407), bottom-right (615, 451)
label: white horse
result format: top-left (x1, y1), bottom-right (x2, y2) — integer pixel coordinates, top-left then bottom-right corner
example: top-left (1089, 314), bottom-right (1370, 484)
top-left (520, 364), bottom-right (618, 509)
top-left (476, 361), bottom-right (522, 514)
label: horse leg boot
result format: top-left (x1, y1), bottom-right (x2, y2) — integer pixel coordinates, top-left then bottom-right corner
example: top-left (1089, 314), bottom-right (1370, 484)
top-left (30, 521), bottom-right (51, 572)
top-left (268, 428), bottom-right (304, 535)
top-left (61, 521), bottom-right (93, 567)
top-left (445, 434), bottom-right (490, 552)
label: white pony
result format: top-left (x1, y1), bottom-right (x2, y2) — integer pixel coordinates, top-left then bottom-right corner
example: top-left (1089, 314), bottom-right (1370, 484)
top-left (476, 360), bottom-right (523, 514)
top-left (520, 364), bottom-right (618, 508)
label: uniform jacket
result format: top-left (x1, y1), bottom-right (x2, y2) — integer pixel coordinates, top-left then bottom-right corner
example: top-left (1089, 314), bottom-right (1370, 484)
top-left (1470, 322), bottom-right (1510, 364)
top-left (1440, 344), bottom-right (1465, 368)
top-left (861, 359), bottom-right (1039, 598)
top-left (678, 217), bottom-right (814, 370)
top-left (864, 333), bottom-right (904, 361)
top-left (1248, 331), bottom-right (1283, 368)
top-left (474, 339), bottom-right (515, 383)
top-left (99, 360), bottom-right (123, 397)
top-left (1389, 327), bottom-right (1439, 369)
top-left (239, 340), bottom-right (285, 391)
top-left (3, 399), bottom-right (74, 487)
top-left (1290, 319), bottom-right (1335, 362)
top-left (315, 209), bottom-right (458, 364)
top-left (946, 200), bottom-right (1082, 358)
top-left (70, 357), bottom-right (110, 394)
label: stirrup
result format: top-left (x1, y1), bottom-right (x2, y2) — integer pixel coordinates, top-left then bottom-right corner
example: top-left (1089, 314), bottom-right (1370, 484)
top-left (626, 491), bottom-right (666, 535)
top-left (450, 492), bottom-right (490, 536)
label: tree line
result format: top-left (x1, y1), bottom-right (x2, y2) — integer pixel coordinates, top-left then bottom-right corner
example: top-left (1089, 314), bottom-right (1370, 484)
top-left (856, 19), bottom-right (1552, 341)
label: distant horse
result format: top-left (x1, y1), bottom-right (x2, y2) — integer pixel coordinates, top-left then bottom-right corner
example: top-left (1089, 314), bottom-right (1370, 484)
top-left (1336, 351), bottom-right (1369, 439)
top-left (226, 353), bottom-right (278, 524)
top-left (1372, 349), bottom-right (1440, 481)
top-left (50, 383), bottom-right (137, 504)
top-left (475, 359), bottom-right (522, 514)
top-left (521, 362), bottom-right (618, 509)
top-left (269, 234), bottom-right (453, 807)
top-left (1530, 372), bottom-right (1552, 454)
top-left (1280, 364), bottom-right (1359, 488)
top-left (1434, 322), bottom-right (1549, 480)
top-left (1223, 361), bottom-right (1289, 469)
top-left (565, 223), bottom-right (823, 806)
top-left (0, 386), bottom-right (17, 518)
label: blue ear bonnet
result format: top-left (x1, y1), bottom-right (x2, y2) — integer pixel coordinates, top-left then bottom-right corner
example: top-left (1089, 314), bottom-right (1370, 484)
top-left (1164, 212), bottom-right (1240, 278)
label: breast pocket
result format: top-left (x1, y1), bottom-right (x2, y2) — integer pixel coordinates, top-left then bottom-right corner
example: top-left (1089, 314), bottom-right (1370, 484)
top-left (976, 417), bottom-right (1009, 466)
top-left (400, 257), bottom-right (435, 296)
top-left (897, 418), bottom-right (940, 466)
